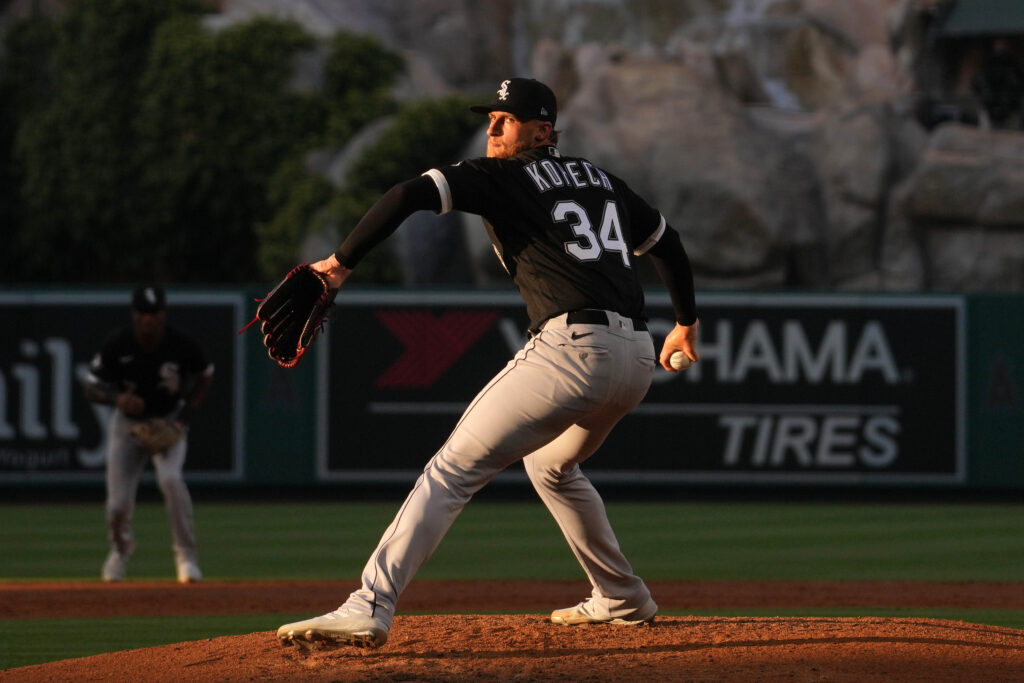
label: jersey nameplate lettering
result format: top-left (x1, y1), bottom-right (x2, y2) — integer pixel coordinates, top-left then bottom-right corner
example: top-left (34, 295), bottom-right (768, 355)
top-left (523, 158), bottom-right (613, 193)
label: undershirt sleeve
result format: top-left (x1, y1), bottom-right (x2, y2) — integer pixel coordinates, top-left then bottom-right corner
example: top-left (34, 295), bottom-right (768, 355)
top-left (334, 175), bottom-right (442, 269)
top-left (646, 223), bottom-right (699, 325)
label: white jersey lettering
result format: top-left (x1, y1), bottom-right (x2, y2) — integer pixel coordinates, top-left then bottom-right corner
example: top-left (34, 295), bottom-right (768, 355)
top-left (524, 159), bottom-right (614, 194)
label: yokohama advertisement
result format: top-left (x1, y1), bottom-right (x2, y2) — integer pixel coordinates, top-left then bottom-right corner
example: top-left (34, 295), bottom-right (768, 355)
top-left (0, 293), bottom-right (245, 482)
top-left (322, 292), bottom-right (965, 486)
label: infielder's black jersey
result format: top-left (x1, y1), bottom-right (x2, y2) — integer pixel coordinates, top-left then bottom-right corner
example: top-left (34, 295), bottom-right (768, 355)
top-left (425, 146), bottom-right (665, 331)
top-left (88, 326), bottom-right (212, 418)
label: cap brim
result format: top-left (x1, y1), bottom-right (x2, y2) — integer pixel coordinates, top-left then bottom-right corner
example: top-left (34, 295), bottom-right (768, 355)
top-left (470, 104), bottom-right (551, 122)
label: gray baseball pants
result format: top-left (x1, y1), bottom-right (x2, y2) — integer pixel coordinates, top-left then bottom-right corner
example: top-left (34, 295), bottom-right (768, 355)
top-left (105, 410), bottom-right (198, 564)
top-left (343, 310), bottom-right (657, 627)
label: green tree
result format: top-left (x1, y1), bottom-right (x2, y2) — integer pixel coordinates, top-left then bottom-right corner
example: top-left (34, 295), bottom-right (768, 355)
top-left (255, 31), bottom-right (410, 282)
top-left (2, 1), bottom-right (486, 286)
top-left (258, 95), bottom-right (481, 284)
top-left (346, 95), bottom-right (482, 195)
top-left (0, 9), bottom-right (57, 273)
top-left (321, 31), bottom-right (404, 144)
top-left (133, 15), bottom-right (322, 282)
top-left (255, 156), bottom-right (336, 278)
top-left (7, 0), bottom-right (211, 283)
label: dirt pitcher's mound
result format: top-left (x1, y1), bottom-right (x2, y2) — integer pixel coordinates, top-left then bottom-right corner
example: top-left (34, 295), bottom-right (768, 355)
top-left (6, 614), bottom-right (1024, 682)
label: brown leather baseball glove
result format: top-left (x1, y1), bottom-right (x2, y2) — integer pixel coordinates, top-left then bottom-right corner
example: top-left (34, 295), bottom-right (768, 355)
top-left (130, 418), bottom-right (184, 455)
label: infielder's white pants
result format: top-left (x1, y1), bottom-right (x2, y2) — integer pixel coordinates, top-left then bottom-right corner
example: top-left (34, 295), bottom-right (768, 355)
top-left (105, 410), bottom-right (198, 563)
top-left (344, 311), bottom-right (657, 627)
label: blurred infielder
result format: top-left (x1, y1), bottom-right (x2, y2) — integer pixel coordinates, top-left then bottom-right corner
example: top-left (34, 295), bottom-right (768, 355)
top-left (84, 284), bottom-right (214, 583)
top-left (277, 78), bottom-right (700, 647)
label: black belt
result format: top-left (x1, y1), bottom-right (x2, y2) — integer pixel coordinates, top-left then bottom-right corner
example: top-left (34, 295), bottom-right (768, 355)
top-left (565, 309), bottom-right (647, 332)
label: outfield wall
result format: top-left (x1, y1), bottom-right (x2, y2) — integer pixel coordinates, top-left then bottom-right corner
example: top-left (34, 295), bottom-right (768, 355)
top-left (1, 289), bottom-right (1021, 490)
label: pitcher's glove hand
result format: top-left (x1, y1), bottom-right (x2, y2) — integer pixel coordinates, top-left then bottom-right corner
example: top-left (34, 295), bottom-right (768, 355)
top-left (248, 263), bottom-right (337, 368)
top-left (131, 418), bottom-right (184, 455)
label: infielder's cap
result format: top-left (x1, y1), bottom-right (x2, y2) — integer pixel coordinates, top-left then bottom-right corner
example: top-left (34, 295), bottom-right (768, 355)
top-left (470, 78), bottom-right (557, 125)
top-left (131, 284), bottom-right (166, 313)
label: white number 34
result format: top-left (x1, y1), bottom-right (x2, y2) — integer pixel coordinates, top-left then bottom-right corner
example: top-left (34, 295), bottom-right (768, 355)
top-left (555, 200), bottom-right (631, 267)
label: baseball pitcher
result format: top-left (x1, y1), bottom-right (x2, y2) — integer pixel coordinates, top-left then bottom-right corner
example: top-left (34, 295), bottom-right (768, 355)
top-left (276, 78), bottom-right (700, 647)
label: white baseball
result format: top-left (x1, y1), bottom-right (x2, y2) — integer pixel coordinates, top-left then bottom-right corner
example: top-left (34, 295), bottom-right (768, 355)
top-left (669, 351), bottom-right (691, 370)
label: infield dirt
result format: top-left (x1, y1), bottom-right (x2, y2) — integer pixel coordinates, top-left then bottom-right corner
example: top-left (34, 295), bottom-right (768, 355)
top-left (3, 579), bottom-right (1023, 681)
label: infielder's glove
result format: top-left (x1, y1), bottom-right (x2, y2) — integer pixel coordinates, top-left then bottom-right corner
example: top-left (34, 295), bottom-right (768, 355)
top-left (130, 418), bottom-right (184, 455)
top-left (247, 263), bottom-right (337, 368)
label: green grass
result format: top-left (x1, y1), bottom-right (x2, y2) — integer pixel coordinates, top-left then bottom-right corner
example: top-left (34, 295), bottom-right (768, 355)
top-left (0, 615), bottom-right (275, 670)
top-left (1, 500), bottom-right (1022, 670)
top-left (606, 502), bottom-right (1024, 582)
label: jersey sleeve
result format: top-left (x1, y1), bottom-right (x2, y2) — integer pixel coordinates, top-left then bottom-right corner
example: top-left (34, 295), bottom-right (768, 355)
top-left (611, 177), bottom-right (664, 255)
top-left (423, 158), bottom-right (503, 216)
top-left (82, 332), bottom-right (126, 404)
top-left (612, 175), bottom-right (698, 325)
top-left (86, 333), bottom-right (122, 385)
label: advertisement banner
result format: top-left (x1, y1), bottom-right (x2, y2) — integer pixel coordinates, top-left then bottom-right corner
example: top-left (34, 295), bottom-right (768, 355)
top-left (0, 293), bottom-right (245, 482)
top-left (321, 292), bottom-right (965, 486)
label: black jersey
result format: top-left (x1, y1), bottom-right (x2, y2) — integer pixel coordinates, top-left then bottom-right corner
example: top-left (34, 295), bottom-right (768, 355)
top-left (425, 146), bottom-right (666, 331)
top-left (88, 326), bottom-right (211, 418)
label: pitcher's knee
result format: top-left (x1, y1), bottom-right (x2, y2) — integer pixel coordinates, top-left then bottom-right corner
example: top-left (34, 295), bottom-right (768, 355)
top-left (525, 458), bottom-right (579, 490)
top-left (425, 462), bottom-right (476, 503)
